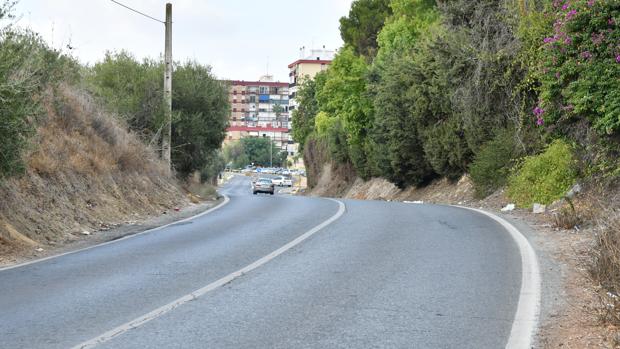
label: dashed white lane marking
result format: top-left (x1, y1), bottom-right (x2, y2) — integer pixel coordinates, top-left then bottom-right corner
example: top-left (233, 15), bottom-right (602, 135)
top-left (72, 198), bottom-right (346, 349)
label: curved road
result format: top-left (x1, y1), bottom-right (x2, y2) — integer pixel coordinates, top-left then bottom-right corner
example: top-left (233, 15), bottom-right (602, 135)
top-left (0, 175), bottom-right (524, 348)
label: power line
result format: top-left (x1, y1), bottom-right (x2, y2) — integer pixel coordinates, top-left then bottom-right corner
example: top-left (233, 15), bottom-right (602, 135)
top-left (109, 0), bottom-right (164, 24)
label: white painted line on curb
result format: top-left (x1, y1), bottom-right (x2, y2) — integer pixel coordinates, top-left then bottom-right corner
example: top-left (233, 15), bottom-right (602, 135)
top-left (0, 195), bottom-right (231, 272)
top-left (455, 206), bottom-right (541, 349)
top-left (71, 198), bottom-right (346, 349)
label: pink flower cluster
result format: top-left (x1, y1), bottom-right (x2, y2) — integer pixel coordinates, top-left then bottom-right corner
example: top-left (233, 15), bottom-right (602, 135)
top-left (533, 106), bottom-right (545, 126)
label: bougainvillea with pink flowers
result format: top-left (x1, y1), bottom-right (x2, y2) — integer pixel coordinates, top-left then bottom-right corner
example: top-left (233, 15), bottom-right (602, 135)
top-left (538, 0), bottom-right (620, 134)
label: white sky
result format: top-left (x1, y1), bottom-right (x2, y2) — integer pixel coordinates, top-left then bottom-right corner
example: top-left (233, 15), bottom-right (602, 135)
top-left (12, 0), bottom-right (353, 82)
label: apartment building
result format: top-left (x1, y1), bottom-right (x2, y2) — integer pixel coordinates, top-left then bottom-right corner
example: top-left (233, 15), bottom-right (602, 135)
top-left (225, 75), bottom-right (294, 155)
top-left (288, 47), bottom-right (335, 111)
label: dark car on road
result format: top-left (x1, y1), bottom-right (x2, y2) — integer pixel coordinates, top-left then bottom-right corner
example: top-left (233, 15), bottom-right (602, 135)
top-left (253, 178), bottom-right (275, 195)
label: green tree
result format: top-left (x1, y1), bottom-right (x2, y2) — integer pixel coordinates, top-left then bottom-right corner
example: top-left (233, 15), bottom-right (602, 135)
top-left (88, 51), bottom-right (164, 138)
top-left (339, 0), bottom-right (392, 58)
top-left (272, 103), bottom-right (284, 123)
top-left (406, 28), bottom-right (473, 179)
top-left (240, 137), bottom-right (287, 167)
top-left (223, 140), bottom-right (249, 169)
top-left (291, 71), bottom-right (326, 151)
top-left (370, 53), bottom-right (435, 187)
top-left (375, 0), bottom-right (438, 65)
top-left (171, 61), bottom-right (229, 177)
top-left (317, 46), bottom-right (374, 178)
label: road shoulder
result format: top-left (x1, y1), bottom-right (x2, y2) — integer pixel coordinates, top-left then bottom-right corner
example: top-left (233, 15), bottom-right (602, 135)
top-left (0, 197), bottom-right (224, 269)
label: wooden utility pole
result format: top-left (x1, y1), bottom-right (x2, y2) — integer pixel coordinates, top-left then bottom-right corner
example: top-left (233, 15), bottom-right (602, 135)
top-left (162, 3), bottom-right (172, 175)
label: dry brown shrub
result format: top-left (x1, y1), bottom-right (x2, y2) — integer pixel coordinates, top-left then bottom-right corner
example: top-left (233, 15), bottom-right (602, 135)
top-left (590, 198), bottom-right (620, 325)
top-left (28, 149), bottom-right (59, 176)
top-left (553, 206), bottom-right (582, 229)
top-left (589, 181), bottom-right (620, 326)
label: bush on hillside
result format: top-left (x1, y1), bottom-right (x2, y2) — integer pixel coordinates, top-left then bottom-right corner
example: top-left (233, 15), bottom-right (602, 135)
top-left (0, 27), bottom-right (79, 179)
top-left (508, 139), bottom-right (577, 207)
top-left (469, 129), bottom-right (523, 198)
top-left (370, 52), bottom-right (434, 188)
top-left (88, 51), bottom-right (164, 138)
top-left (538, 0), bottom-right (620, 136)
top-left (170, 61), bottom-right (229, 178)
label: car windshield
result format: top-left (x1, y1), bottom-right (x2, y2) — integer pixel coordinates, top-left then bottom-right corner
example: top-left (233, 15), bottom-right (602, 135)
top-left (258, 179), bottom-right (271, 184)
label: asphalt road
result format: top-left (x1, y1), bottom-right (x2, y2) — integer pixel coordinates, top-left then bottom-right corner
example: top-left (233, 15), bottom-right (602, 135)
top-left (0, 175), bottom-right (523, 348)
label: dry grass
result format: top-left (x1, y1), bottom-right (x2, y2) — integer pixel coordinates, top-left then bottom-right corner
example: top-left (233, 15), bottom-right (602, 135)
top-left (591, 207), bottom-right (620, 325)
top-left (553, 204), bottom-right (582, 230)
top-left (0, 84), bottom-right (188, 248)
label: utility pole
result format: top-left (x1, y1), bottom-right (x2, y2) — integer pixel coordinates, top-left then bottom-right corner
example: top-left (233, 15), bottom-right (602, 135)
top-left (162, 3), bottom-right (172, 175)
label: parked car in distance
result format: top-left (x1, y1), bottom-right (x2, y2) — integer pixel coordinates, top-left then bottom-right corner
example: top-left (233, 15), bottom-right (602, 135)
top-left (271, 176), bottom-right (293, 187)
top-left (253, 178), bottom-right (275, 195)
top-left (271, 176), bottom-right (285, 186)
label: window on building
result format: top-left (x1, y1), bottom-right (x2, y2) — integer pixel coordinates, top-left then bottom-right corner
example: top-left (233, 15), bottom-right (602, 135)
top-left (233, 108), bottom-right (237, 112)
top-left (233, 90), bottom-right (237, 95)
top-left (232, 117), bottom-right (237, 121)
top-left (241, 91), bottom-right (245, 95)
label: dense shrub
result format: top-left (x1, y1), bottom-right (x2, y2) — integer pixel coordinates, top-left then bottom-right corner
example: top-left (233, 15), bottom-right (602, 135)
top-left (371, 52), bottom-right (434, 187)
top-left (88, 51), bottom-right (164, 138)
top-left (469, 129), bottom-right (523, 198)
top-left (538, 0), bottom-right (620, 135)
top-left (508, 139), bottom-right (577, 207)
top-left (406, 28), bottom-right (473, 179)
top-left (291, 72), bottom-right (325, 151)
top-left (0, 26), bottom-right (79, 178)
top-left (171, 61), bottom-right (229, 178)
top-left (316, 46), bottom-right (374, 178)
top-left (89, 55), bottom-right (230, 179)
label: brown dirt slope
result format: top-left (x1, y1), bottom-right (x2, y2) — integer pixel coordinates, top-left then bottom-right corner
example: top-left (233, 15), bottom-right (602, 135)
top-left (0, 85), bottom-right (187, 260)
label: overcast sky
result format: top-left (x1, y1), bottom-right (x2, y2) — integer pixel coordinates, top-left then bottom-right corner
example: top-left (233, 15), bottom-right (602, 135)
top-left (13, 0), bottom-right (353, 82)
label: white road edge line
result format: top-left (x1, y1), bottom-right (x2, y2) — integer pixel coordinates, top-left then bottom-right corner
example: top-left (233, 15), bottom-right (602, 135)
top-left (71, 198), bottom-right (346, 349)
top-left (0, 195), bottom-right (232, 272)
top-left (454, 205), bottom-right (541, 349)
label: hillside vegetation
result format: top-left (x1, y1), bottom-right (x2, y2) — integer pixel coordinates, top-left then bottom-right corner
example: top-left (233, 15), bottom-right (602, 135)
top-left (0, 3), bottom-right (229, 255)
top-left (294, 0), bottom-right (619, 198)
